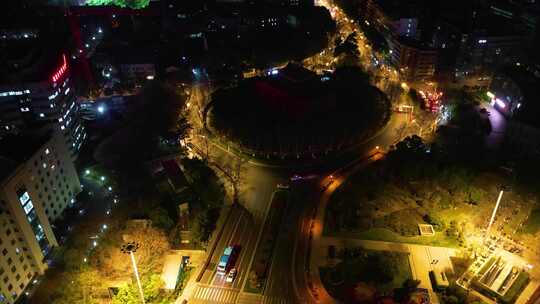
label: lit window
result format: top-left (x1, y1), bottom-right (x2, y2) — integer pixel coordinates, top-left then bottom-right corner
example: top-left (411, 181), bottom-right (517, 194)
top-left (45, 149), bottom-right (50, 155)
top-left (42, 163), bottom-right (47, 169)
top-left (39, 113), bottom-right (45, 118)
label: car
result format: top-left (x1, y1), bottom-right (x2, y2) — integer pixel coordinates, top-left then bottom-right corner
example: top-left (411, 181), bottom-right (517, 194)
top-left (277, 183), bottom-right (290, 189)
top-left (226, 268), bottom-right (237, 283)
top-left (290, 174), bottom-right (303, 181)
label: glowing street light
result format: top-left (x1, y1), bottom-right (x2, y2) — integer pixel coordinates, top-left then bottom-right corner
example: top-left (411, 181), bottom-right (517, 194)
top-left (100, 176), bottom-right (106, 182)
top-left (121, 242), bottom-right (145, 304)
top-left (85, 169), bottom-right (91, 175)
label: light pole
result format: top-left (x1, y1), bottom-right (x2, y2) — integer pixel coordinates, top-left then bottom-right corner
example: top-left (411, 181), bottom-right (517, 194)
top-left (486, 188), bottom-right (505, 239)
top-left (121, 242), bottom-right (145, 304)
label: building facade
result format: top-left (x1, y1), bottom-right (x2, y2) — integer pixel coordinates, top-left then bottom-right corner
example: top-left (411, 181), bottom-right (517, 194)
top-left (0, 53), bottom-right (86, 160)
top-left (0, 130), bottom-right (82, 303)
top-left (455, 32), bottom-right (526, 82)
top-left (389, 37), bottom-right (437, 81)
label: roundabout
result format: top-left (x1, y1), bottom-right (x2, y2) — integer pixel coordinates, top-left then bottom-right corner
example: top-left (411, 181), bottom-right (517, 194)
top-left (205, 64), bottom-right (390, 162)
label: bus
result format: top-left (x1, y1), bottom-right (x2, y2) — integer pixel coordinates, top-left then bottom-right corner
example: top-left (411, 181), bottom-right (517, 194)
top-left (217, 245), bottom-right (240, 275)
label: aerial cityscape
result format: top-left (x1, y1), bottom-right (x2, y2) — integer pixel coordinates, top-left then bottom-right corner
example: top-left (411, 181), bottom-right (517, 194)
top-left (1, 0), bottom-right (540, 303)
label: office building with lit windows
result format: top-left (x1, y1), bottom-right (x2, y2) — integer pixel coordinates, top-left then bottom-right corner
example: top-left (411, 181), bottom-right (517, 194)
top-left (0, 13), bottom-right (86, 159)
top-left (0, 129), bottom-right (82, 303)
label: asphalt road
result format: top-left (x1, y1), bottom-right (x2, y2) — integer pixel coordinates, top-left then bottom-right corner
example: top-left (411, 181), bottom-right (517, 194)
top-left (186, 128), bottom-right (292, 303)
top-left (183, 83), bottom-right (412, 304)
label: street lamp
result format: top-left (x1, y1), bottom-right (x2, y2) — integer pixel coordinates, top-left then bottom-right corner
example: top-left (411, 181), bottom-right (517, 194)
top-left (486, 189), bottom-right (505, 238)
top-left (121, 242), bottom-right (145, 304)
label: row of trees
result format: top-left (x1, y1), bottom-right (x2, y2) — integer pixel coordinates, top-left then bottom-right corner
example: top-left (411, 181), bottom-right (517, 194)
top-left (85, 0), bottom-right (150, 9)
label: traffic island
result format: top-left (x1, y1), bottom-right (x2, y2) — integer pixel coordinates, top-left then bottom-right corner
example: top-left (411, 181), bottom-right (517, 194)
top-left (244, 190), bottom-right (289, 293)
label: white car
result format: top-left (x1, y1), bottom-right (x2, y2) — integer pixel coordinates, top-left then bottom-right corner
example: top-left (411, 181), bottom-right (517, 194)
top-left (226, 268), bottom-right (237, 283)
top-left (277, 183), bottom-right (290, 190)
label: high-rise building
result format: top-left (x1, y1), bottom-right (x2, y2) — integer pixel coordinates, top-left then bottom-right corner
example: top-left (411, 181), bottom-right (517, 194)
top-left (0, 10), bottom-right (86, 159)
top-left (389, 37), bottom-right (437, 81)
top-left (0, 129), bottom-right (82, 303)
top-left (432, 9), bottom-right (529, 84)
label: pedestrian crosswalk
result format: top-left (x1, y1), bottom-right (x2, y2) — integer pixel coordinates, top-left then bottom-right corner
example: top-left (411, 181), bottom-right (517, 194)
top-left (189, 285), bottom-right (296, 304)
top-left (190, 285), bottom-right (239, 303)
top-left (237, 292), bottom-right (263, 304)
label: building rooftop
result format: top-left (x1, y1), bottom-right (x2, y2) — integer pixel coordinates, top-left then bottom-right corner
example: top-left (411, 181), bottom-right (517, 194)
top-left (0, 5), bottom-right (70, 84)
top-left (0, 129), bottom-right (51, 181)
top-left (396, 36), bottom-right (436, 51)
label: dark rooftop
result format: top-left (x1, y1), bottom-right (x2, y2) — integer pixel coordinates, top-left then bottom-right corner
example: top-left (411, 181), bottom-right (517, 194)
top-left (396, 36), bottom-right (436, 51)
top-left (376, 0), bottom-right (422, 20)
top-left (0, 5), bottom-right (70, 84)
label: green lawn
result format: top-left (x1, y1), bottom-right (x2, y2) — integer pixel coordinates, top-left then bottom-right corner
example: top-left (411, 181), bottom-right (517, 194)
top-left (501, 272), bottom-right (530, 304)
top-left (320, 249), bottom-right (412, 302)
top-left (522, 208), bottom-right (540, 235)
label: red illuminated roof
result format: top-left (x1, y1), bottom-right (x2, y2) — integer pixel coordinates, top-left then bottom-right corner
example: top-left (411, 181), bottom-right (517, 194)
top-left (51, 54), bottom-right (67, 83)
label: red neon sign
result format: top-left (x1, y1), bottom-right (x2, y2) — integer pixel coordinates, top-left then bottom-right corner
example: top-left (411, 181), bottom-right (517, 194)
top-left (51, 54), bottom-right (67, 83)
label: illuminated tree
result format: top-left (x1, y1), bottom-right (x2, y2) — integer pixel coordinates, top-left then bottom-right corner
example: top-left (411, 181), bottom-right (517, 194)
top-left (112, 275), bottom-right (167, 304)
top-left (85, 0), bottom-right (150, 9)
top-left (93, 226), bottom-right (170, 279)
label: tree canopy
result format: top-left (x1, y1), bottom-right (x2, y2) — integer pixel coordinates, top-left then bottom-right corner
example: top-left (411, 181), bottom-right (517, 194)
top-left (208, 65), bottom-right (388, 157)
top-left (85, 0), bottom-right (150, 9)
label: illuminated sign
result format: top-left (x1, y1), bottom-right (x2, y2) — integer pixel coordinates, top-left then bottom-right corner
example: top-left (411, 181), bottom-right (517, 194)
top-left (0, 90), bottom-right (30, 97)
top-left (495, 98), bottom-right (506, 108)
top-left (51, 54), bottom-right (67, 83)
top-left (487, 91), bottom-right (495, 99)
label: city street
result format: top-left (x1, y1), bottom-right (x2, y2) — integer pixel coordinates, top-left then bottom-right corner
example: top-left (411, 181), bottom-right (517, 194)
top-left (176, 1), bottom-right (443, 302)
